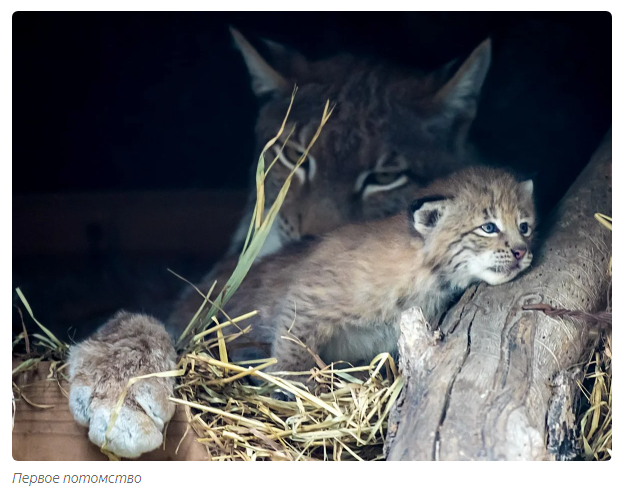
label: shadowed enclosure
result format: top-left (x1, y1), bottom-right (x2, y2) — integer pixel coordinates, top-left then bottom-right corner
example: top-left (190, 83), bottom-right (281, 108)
top-left (12, 11), bottom-right (612, 462)
top-left (13, 12), bottom-right (610, 342)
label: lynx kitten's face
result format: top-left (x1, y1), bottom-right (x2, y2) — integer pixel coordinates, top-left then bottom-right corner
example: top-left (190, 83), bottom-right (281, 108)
top-left (229, 29), bottom-right (492, 257)
top-left (468, 216), bottom-right (534, 285)
top-left (414, 168), bottom-right (536, 289)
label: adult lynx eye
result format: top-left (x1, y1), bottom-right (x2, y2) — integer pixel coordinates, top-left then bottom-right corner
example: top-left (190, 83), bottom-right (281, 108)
top-left (520, 222), bottom-right (531, 235)
top-left (481, 222), bottom-right (499, 234)
top-left (272, 143), bottom-right (316, 183)
top-left (367, 172), bottom-right (401, 186)
top-left (282, 145), bottom-right (304, 164)
top-left (359, 171), bottom-right (409, 198)
top-left (273, 142), bottom-right (308, 167)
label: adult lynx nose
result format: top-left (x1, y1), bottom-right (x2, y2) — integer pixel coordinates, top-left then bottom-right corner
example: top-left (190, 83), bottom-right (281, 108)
top-left (67, 311), bottom-right (177, 458)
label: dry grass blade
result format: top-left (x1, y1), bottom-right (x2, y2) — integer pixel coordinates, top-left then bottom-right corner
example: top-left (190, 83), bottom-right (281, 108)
top-left (15, 288), bottom-right (68, 353)
top-left (12, 290), bottom-right (69, 379)
top-left (12, 290), bottom-right (71, 435)
top-left (179, 90), bottom-right (335, 346)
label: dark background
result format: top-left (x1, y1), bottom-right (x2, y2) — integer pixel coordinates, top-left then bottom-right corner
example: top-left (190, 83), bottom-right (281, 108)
top-left (12, 12), bottom-right (612, 341)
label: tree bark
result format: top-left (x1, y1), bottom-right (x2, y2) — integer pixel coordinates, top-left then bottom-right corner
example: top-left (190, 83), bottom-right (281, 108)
top-left (385, 130), bottom-right (612, 461)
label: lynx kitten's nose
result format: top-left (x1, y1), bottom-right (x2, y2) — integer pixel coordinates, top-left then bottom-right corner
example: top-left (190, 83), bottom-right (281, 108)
top-left (511, 246), bottom-right (527, 260)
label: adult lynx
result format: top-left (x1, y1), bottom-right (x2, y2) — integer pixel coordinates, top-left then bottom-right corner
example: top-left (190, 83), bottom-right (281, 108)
top-left (67, 29), bottom-right (493, 458)
top-left (227, 28), bottom-right (492, 259)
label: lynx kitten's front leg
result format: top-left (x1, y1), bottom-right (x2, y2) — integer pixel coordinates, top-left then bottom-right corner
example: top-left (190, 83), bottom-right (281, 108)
top-left (68, 311), bottom-right (177, 458)
top-left (268, 312), bottom-right (333, 390)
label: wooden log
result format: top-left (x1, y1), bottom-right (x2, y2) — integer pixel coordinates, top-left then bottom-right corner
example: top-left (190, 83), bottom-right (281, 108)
top-left (385, 130), bottom-right (612, 461)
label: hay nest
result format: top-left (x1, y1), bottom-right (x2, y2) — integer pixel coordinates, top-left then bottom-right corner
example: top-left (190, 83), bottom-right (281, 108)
top-left (172, 347), bottom-right (401, 461)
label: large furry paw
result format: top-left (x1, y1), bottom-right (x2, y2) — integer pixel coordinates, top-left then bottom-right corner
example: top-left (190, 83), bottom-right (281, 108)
top-left (68, 311), bottom-right (178, 458)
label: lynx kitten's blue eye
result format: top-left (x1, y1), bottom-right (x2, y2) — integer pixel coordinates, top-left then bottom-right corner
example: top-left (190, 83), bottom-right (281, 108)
top-left (481, 222), bottom-right (499, 233)
top-left (520, 222), bottom-right (530, 234)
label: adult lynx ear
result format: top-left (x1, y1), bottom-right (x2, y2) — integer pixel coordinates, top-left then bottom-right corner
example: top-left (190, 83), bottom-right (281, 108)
top-left (519, 179), bottom-right (534, 198)
top-left (434, 38), bottom-right (491, 114)
top-left (410, 195), bottom-right (451, 238)
top-left (429, 38), bottom-right (492, 151)
top-left (260, 37), bottom-right (309, 80)
top-left (229, 27), bottom-right (307, 98)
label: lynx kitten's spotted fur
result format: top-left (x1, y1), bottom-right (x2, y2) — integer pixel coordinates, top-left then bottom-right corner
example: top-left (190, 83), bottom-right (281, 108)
top-left (221, 167), bottom-right (536, 380)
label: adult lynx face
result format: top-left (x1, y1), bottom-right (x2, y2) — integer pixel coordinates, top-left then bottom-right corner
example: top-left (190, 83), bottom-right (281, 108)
top-left (229, 28), bottom-right (492, 258)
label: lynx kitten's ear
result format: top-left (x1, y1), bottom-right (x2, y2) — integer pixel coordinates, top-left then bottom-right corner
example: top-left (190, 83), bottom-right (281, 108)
top-left (229, 27), bottom-right (307, 98)
top-left (410, 195), bottom-right (451, 238)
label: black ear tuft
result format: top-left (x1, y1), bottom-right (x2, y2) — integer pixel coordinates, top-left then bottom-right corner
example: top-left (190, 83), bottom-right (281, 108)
top-left (409, 198), bottom-right (425, 214)
top-left (409, 195), bottom-right (448, 214)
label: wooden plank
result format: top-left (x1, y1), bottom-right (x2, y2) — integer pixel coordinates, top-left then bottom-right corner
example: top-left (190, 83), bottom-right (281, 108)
top-left (12, 361), bottom-right (208, 461)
